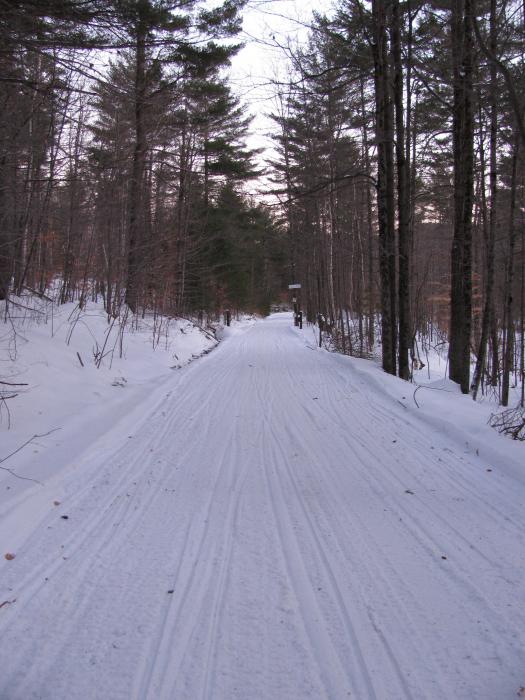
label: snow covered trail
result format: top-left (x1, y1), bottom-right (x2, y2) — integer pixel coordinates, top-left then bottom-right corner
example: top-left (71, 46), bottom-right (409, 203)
top-left (1, 313), bottom-right (524, 700)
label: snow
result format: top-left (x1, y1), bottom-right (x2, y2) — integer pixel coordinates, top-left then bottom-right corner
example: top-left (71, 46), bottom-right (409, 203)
top-left (1, 310), bottom-right (524, 699)
top-left (0, 298), bottom-right (219, 553)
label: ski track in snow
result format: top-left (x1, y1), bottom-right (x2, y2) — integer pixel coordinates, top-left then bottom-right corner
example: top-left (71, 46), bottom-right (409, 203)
top-left (0, 314), bottom-right (523, 700)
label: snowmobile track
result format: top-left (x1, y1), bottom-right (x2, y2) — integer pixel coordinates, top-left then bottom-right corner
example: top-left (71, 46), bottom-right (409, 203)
top-left (0, 314), bottom-right (523, 700)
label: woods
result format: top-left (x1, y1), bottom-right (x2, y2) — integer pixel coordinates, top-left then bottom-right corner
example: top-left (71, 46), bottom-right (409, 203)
top-left (270, 0), bottom-right (525, 405)
top-left (1, 0), bottom-right (525, 408)
top-left (0, 0), bottom-right (285, 320)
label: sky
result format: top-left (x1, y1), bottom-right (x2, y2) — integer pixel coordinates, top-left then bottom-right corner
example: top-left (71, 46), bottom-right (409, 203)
top-left (229, 0), bottom-right (335, 196)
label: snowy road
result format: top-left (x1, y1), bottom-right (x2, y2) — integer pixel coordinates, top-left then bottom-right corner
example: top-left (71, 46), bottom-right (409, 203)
top-left (1, 313), bottom-right (524, 699)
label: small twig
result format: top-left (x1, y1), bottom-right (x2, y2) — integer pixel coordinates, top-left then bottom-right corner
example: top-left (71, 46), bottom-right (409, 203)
top-left (95, 315), bottom-right (118, 368)
top-left (76, 351), bottom-right (84, 367)
top-left (0, 428), bottom-right (61, 485)
top-left (0, 464), bottom-right (43, 485)
top-left (0, 381), bottom-right (28, 386)
top-left (413, 382), bottom-right (456, 409)
top-left (0, 394), bottom-right (12, 428)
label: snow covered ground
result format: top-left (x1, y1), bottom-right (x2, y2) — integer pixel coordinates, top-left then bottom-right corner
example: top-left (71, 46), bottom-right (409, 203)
top-left (0, 297), bottom-right (222, 557)
top-left (1, 311), bottom-right (524, 699)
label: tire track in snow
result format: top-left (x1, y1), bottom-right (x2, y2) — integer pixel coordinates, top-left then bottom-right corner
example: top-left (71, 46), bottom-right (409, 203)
top-left (265, 352), bottom-right (425, 699)
top-left (272, 411), bottom-right (454, 700)
top-left (321, 356), bottom-right (524, 530)
top-left (259, 438), bottom-right (354, 698)
top-left (1, 315), bottom-right (523, 700)
top-left (132, 378), bottom-right (250, 699)
top-left (310, 347), bottom-right (523, 529)
top-left (200, 439), bottom-right (250, 700)
top-left (268, 336), bottom-right (440, 699)
top-left (308, 363), bottom-right (519, 609)
top-left (263, 332), bottom-right (522, 698)
top-left (0, 343), bottom-right (243, 610)
top-left (0, 346), bottom-right (247, 698)
top-left (252, 349), bottom-right (377, 700)
top-left (133, 440), bottom-right (237, 697)
top-left (282, 342), bottom-right (522, 584)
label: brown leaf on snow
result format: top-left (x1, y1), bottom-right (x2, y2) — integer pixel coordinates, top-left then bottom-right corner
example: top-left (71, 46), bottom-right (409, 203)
top-left (53, 501), bottom-right (61, 506)
top-left (517, 688), bottom-right (525, 697)
top-left (4, 553), bottom-right (15, 560)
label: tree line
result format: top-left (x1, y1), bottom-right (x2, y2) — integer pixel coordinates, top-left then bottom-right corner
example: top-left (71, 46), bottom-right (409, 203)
top-left (1, 0), bottom-right (524, 411)
top-left (0, 0), bottom-right (286, 321)
top-left (270, 0), bottom-right (524, 406)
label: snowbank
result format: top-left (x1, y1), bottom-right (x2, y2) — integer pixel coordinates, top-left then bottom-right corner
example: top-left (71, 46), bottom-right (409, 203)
top-left (0, 299), bottom-right (221, 528)
top-left (294, 317), bottom-right (524, 478)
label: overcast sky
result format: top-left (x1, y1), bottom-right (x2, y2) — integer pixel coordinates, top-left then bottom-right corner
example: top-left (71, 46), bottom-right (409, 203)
top-left (229, 0), bottom-right (335, 195)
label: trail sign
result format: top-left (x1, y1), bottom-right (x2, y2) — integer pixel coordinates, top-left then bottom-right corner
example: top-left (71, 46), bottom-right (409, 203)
top-left (289, 284), bottom-right (302, 328)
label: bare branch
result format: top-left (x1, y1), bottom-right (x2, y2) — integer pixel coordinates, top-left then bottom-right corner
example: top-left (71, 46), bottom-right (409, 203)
top-left (0, 429), bottom-right (62, 485)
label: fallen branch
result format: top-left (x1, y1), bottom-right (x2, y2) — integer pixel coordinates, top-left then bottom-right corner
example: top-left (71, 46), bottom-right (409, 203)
top-left (413, 382), bottom-right (456, 409)
top-left (489, 407), bottom-right (525, 441)
top-left (178, 316), bottom-right (218, 342)
top-left (0, 382), bottom-right (28, 426)
top-left (0, 395), bottom-right (12, 428)
top-left (0, 428), bottom-right (61, 485)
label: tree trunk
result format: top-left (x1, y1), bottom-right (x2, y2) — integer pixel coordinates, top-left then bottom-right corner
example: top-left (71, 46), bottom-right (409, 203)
top-left (449, 0), bottom-right (475, 393)
top-left (502, 139), bottom-right (519, 406)
top-left (391, 0), bottom-right (410, 380)
top-left (359, 76), bottom-right (375, 349)
top-left (126, 9), bottom-right (147, 314)
top-left (0, 156), bottom-right (12, 300)
top-left (472, 1), bottom-right (498, 399)
top-left (372, 0), bottom-right (397, 375)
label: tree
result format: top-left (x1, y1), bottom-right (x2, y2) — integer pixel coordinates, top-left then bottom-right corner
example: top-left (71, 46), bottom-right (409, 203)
top-left (449, 0), bottom-right (475, 393)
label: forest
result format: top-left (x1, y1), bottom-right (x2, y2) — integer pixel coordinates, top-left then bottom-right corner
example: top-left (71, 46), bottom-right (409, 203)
top-left (0, 0), bottom-right (286, 322)
top-left (1, 0), bottom-right (524, 411)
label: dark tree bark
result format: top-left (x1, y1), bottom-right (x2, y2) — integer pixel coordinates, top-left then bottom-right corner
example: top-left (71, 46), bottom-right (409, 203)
top-left (372, 0), bottom-right (397, 375)
top-left (449, 0), bottom-right (475, 393)
top-left (359, 76), bottom-right (375, 349)
top-left (471, 0), bottom-right (498, 399)
top-left (0, 161), bottom-right (12, 300)
top-left (391, 0), bottom-right (410, 380)
top-left (502, 138), bottom-right (519, 407)
top-left (125, 4), bottom-right (148, 313)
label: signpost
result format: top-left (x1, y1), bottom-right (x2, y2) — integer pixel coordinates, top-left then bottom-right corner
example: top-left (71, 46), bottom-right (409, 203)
top-left (288, 284), bottom-right (302, 328)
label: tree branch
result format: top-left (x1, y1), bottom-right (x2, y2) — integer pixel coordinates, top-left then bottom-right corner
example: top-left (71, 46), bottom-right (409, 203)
top-left (0, 428), bottom-right (61, 485)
